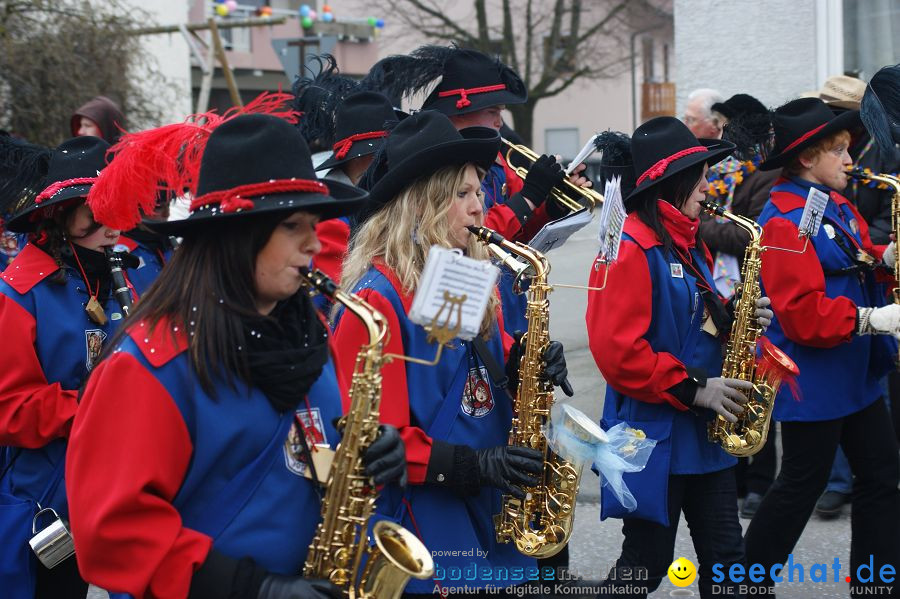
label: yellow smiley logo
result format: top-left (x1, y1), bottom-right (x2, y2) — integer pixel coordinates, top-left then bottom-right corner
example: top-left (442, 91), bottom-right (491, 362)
top-left (667, 557), bottom-right (697, 587)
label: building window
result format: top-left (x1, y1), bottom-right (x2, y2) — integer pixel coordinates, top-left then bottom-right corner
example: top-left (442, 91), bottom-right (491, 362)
top-left (545, 128), bottom-right (580, 161)
top-left (843, 0), bottom-right (900, 80)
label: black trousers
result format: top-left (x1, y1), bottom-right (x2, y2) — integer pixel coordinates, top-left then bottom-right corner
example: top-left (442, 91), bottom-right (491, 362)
top-left (736, 426), bottom-right (777, 497)
top-left (744, 397), bottom-right (900, 597)
top-left (35, 554), bottom-right (87, 599)
top-left (597, 467), bottom-right (745, 599)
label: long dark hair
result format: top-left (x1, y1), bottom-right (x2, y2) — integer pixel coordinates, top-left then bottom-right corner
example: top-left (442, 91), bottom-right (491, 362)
top-left (33, 199), bottom-right (97, 285)
top-left (101, 211), bottom-right (286, 395)
top-left (627, 162), bottom-right (705, 253)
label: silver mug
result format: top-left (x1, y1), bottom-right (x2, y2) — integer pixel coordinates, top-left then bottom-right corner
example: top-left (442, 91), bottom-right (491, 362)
top-left (29, 507), bottom-right (75, 569)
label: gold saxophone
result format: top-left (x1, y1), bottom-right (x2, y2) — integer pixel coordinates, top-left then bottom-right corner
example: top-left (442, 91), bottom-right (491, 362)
top-left (701, 201), bottom-right (799, 457)
top-left (300, 268), bottom-right (434, 599)
top-left (847, 168), bottom-right (900, 303)
top-left (467, 225), bottom-right (583, 558)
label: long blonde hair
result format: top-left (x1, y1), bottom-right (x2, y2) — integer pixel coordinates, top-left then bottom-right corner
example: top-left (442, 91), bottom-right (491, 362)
top-left (341, 163), bottom-right (500, 337)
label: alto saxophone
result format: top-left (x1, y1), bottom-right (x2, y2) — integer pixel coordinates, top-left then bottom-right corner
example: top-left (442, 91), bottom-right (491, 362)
top-left (846, 168), bottom-right (900, 303)
top-left (300, 268), bottom-right (434, 599)
top-left (701, 201), bottom-right (799, 457)
top-left (467, 225), bottom-right (582, 558)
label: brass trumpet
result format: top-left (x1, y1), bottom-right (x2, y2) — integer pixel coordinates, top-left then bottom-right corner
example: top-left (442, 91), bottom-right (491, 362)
top-left (501, 138), bottom-right (604, 214)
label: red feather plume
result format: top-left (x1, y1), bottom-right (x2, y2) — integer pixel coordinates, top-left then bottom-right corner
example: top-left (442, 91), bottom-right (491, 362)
top-left (88, 91), bottom-right (299, 231)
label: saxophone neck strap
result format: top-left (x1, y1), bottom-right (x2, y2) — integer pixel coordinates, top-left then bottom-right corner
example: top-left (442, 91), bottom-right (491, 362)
top-left (472, 337), bottom-right (509, 390)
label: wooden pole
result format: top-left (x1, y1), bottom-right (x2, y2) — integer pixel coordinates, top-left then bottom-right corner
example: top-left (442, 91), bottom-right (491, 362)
top-left (131, 17), bottom-right (286, 36)
top-left (207, 17), bottom-right (242, 108)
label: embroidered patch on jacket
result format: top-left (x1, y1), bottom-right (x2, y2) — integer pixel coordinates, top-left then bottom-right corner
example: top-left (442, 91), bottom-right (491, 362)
top-left (461, 365), bottom-right (494, 418)
top-left (84, 329), bottom-right (107, 371)
top-left (670, 263), bottom-right (684, 278)
top-left (284, 406), bottom-right (328, 477)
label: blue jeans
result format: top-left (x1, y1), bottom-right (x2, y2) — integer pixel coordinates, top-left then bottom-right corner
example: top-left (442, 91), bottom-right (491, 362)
top-left (598, 467), bottom-right (745, 598)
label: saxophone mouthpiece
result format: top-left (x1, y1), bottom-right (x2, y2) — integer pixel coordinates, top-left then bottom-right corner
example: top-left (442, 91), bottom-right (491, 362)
top-left (845, 167), bottom-right (866, 181)
top-left (466, 225), bottom-right (505, 246)
top-left (701, 200), bottom-right (725, 217)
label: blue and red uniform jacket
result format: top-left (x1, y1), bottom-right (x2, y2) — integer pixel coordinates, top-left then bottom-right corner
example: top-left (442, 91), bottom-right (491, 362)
top-left (586, 202), bottom-right (735, 526)
top-left (0, 243), bottom-right (133, 519)
top-left (67, 319), bottom-right (347, 598)
top-left (333, 261), bottom-right (534, 593)
top-left (757, 176), bottom-right (896, 421)
top-left (116, 235), bottom-right (172, 296)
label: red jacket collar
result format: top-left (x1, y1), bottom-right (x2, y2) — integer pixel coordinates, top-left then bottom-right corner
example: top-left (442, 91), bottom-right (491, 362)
top-left (117, 235), bottom-right (139, 252)
top-left (623, 213), bottom-right (662, 250)
top-left (1, 243), bottom-right (61, 294)
top-left (373, 259), bottom-right (414, 313)
top-left (128, 317), bottom-right (189, 367)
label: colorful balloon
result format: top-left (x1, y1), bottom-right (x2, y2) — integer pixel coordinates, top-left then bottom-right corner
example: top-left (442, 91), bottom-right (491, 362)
top-left (301, 15), bottom-right (314, 28)
top-left (367, 16), bottom-right (377, 26)
top-left (224, 0), bottom-right (237, 10)
top-left (321, 11), bottom-right (334, 22)
top-left (375, 18), bottom-right (385, 28)
top-left (309, 9), bottom-right (317, 19)
top-left (215, 4), bottom-right (229, 16)
top-left (299, 4), bottom-right (311, 17)
top-left (322, 4), bottom-right (332, 12)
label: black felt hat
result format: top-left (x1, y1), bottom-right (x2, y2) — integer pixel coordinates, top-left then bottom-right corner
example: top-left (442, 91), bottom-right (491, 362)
top-left (364, 46), bottom-right (526, 117)
top-left (360, 110), bottom-right (500, 218)
top-left (759, 97), bottom-right (861, 171)
top-left (626, 117), bottom-right (734, 204)
top-left (316, 91), bottom-right (402, 172)
top-left (6, 136), bottom-right (109, 233)
top-left (152, 114), bottom-right (368, 235)
top-left (861, 64), bottom-right (900, 163)
top-left (711, 94), bottom-right (768, 120)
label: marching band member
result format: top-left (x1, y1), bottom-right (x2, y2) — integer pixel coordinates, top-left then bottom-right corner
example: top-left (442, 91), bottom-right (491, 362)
top-left (587, 117), bottom-right (772, 599)
top-left (0, 136), bottom-right (137, 599)
top-left (744, 97), bottom-right (900, 596)
top-left (65, 114), bottom-right (407, 599)
top-left (334, 110), bottom-right (572, 597)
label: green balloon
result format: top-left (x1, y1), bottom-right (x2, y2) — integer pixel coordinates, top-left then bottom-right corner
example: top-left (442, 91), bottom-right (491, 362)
top-left (367, 16), bottom-right (377, 26)
top-left (302, 15), bottom-right (314, 28)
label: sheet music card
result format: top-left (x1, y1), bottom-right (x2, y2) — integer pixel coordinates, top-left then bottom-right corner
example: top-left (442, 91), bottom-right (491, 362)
top-left (798, 187), bottom-right (829, 238)
top-left (528, 207), bottom-right (593, 254)
top-left (596, 176), bottom-right (626, 263)
top-left (409, 246), bottom-right (500, 341)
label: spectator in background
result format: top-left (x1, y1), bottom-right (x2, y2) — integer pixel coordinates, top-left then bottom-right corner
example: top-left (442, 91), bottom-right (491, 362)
top-left (70, 96), bottom-right (126, 145)
top-left (683, 88), bottom-right (725, 140)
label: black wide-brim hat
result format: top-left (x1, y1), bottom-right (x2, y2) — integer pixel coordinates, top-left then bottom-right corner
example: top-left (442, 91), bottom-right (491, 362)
top-left (421, 48), bottom-right (527, 116)
top-left (316, 91), bottom-right (405, 173)
top-left (625, 116), bottom-right (734, 204)
top-left (361, 110), bottom-right (500, 218)
top-left (152, 113), bottom-right (368, 236)
top-left (711, 93), bottom-right (768, 120)
top-left (7, 136), bottom-right (110, 233)
top-left (760, 97), bottom-right (861, 171)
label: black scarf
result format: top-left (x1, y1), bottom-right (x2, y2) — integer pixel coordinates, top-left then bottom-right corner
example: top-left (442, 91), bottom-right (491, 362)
top-left (241, 292), bottom-right (329, 413)
top-left (57, 242), bottom-right (139, 300)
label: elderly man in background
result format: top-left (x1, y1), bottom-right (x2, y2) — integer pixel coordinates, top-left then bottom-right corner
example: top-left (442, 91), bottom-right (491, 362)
top-left (683, 88), bottom-right (725, 139)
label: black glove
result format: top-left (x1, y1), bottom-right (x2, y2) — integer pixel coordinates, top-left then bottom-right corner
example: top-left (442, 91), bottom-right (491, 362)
top-left (505, 333), bottom-right (574, 397)
top-left (188, 549), bottom-right (340, 599)
top-left (258, 575), bottom-right (342, 599)
top-left (520, 154), bottom-right (565, 208)
top-left (542, 340), bottom-right (574, 397)
top-left (475, 445), bottom-right (544, 499)
top-left (362, 424), bottom-right (407, 487)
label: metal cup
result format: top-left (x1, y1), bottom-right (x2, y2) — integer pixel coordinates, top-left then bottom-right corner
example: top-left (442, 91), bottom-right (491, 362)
top-left (29, 507), bottom-right (75, 569)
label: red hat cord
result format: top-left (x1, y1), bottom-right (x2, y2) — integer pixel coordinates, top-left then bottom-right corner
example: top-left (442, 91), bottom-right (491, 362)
top-left (635, 146), bottom-right (708, 186)
top-left (35, 177), bottom-right (97, 205)
top-left (781, 122), bottom-right (828, 154)
top-left (88, 92), bottom-right (299, 231)
top-left (189, 179), bottom-right (330, 214)
top-left (332, 130), bottom-right (388, 160)
top-left (438, 84), bottom-right (507, 109)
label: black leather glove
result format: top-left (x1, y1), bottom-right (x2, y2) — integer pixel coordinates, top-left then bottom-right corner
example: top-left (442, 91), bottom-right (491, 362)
top-left (520, 154), bottom-right (565, 208)
top-left (425, 441), bottom-right (542, 499)
top-left (258, 576), bottom-right (342, 599)
top-left (542, 340), bottom-right (574, 397)
top-left (505, 333), bottom-right (574, 397)
top-left (362, 424), bottom-right (407, 487)
top-left (189, 549), bottom-right (341, 599)
top-left (475, 445), bottom-right (543, 499)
